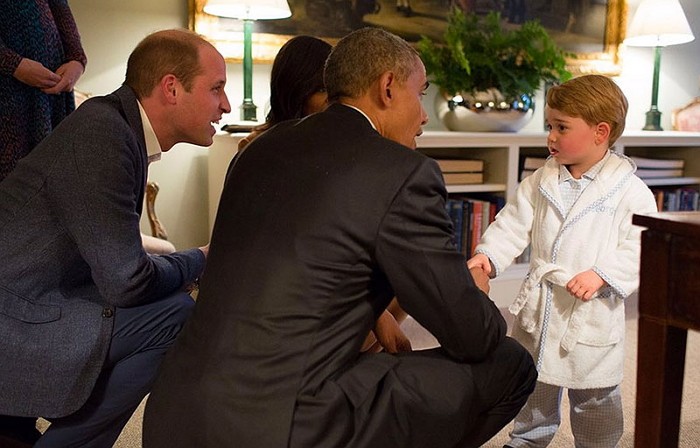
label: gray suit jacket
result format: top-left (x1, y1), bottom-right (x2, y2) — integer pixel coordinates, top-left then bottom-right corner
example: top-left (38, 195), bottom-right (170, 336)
top-left (0, 85), bottom-right (205, 418)
top-left (143, 104), bottom-right (506, 447)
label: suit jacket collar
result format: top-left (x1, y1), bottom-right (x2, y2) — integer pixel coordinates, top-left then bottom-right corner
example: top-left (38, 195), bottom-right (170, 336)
top-left (326, 103), bottom-right (378, 133)
top-left (336, 103), bottom-right (377, 130)
top-left (113, 85), bottom-right (147, 156)
top-left (112, 85), bottom-right (148, 214)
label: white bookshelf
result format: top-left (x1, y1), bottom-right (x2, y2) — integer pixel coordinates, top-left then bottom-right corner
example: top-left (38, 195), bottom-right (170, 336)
top-left (207, 130), bottom-right (700, 307)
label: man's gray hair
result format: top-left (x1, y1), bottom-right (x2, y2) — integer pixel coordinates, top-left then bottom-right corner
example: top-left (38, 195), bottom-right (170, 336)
top-left (324, 27), bottom-right (419, 102)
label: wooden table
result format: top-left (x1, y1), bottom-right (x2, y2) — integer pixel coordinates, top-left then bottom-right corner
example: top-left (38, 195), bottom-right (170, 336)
top-left (632, 211), bottom-right (700, 447)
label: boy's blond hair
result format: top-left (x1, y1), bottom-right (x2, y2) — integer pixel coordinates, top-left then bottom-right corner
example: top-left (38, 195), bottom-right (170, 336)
top-left (546, 74), bottom-right (628, 146)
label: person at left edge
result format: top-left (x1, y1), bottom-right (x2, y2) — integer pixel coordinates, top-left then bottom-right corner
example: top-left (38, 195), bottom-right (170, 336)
top-left (1, 1), bottom-right (87, 442)
top-left (0, 28), bottom-right (230, 448)
top-left (0, 0), bottom-right (87, 181)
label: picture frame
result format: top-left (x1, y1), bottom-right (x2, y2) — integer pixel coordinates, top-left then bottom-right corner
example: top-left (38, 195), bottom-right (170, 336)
top-left (673, 98), bottom-right (700, 132)
top-left (189, 0), bottom-right (627, 75)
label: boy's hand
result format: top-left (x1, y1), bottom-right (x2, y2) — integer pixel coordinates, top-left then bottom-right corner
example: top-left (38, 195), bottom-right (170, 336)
top-left (467, 253), bottom-right (492, 276)
top-left (566, 269), bottom-right (606, 301)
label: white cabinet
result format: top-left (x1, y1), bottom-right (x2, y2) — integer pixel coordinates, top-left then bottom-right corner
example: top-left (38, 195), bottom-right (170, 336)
top-left (417, 130), bottom-right (700, 197)
top-left (207, 130), bottom-right (700, 307)
top-left (207, 132), bottom-right (243, 233)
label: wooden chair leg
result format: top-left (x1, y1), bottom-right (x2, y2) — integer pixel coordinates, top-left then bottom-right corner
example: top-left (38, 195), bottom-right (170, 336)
top-left (146, 181), bottom-right (169, 240)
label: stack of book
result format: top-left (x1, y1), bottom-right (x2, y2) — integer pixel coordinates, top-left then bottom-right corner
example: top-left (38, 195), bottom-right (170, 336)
top-left (435, 159), bottom-right (484, 185)
top-left (445, 193), bottom-right (506, 257)
top-left (651, 187), bottom-right (699, 211)
top-left (519, 156), bottom-right (547, 181)
top-left (630, 156), bottom-right (684, 179)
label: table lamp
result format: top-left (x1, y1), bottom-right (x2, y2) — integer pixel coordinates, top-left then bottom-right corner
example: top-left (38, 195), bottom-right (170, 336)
top-left (623, 0), bottom-right (694, 131)
top-left (204, 0), bottom-right (291, 122)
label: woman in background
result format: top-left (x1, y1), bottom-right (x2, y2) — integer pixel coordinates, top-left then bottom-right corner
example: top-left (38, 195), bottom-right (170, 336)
top-left (238, 35), bottom-right (332, 151)
top-left (0, 0), bottom-right (87, 181)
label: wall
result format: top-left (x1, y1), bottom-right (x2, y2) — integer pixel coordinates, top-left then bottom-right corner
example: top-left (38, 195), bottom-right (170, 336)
top-left (618, 0), bottom-right (700, 132)
top-left (70, 0), bottom-right (700, 249)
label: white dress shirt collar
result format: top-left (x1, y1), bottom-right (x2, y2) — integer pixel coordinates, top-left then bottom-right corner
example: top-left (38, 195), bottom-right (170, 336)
top-left (138, 101), bottom-right (162, 164)
top-left (340, 103), bottom-right (378, 130)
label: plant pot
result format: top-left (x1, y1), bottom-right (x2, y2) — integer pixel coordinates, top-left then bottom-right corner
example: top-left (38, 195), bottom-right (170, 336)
top-left (435, 88), bottom-right (534, 132)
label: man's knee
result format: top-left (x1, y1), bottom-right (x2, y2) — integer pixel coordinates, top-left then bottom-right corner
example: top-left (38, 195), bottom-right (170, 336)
top-left (111, 292), bottom-right (195, 360)
top-left (473, 337), bottom-right (537, 405)
top-left (496, 337), bottom-right (537, 400)
top-left (163, 292), bottom-right (195, 326)
top-left (154, 292), bottom-right (195, 344)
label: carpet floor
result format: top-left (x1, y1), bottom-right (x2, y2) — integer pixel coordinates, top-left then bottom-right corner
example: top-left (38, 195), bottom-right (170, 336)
top-left (49, 295), bottom-right (700, 447)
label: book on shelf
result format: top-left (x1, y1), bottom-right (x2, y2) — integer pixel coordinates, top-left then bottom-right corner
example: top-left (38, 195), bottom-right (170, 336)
top-left (435, 158), bottom-right (484, 185)
top-left (460, 200), bottom-right (473, 256)
top-left (522, 157), bottom-right (547, 170)
top-left (445, 194), bottom-right (506, 257)
top-left (447, 199), bottom-right (464, 252)
top-left (442, 172), bottom-right (484, 185)
top-left (652, 187), bottom-right (699, 211)
top-left (467, 192), bottom-right (506, 220)
top-left (629, 156), bottom-right (685, 169)
top-left (636, 168), bottom-right (685, 179)
top-left (435, 158), bottom-right (484, 173)
top-left (519, 156), bottom-right (547, 181)
top-left (468, 199), bottom-right (484, 250)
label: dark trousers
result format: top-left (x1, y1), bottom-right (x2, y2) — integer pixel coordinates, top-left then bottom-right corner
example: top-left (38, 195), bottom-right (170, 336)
top-left (28, 292), bottom-right (195, 448)
top-left (290, 336), bottom-right (537, 448)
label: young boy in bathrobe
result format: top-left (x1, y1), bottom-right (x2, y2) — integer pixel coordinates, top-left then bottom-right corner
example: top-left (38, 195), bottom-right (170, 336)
top-left (467, 74), bottom-right (658, 447)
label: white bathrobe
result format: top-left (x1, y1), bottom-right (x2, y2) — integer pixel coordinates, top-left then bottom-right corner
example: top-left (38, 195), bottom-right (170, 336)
top-left (475, 152), bottom-right (657, 389)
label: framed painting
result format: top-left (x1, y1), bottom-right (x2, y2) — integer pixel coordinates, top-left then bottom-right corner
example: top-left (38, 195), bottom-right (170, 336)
top-left (189, 0), bottom-right (627, 75)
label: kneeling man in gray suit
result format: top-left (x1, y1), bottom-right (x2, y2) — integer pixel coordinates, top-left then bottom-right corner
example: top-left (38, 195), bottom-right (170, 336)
top-left (0, 29), bottom-right (231, 447)
top-left (144, 27), bottom-right (536, 448)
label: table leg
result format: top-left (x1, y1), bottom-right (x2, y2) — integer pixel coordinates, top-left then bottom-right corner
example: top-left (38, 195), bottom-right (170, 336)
top-left (634, 316), bottom-right (687, 447)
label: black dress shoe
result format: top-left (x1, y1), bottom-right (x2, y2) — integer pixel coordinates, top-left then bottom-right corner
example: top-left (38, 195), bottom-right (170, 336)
top-left (0, 416), bottom-right (42, 446)
top-left (0, 434), bottom-right (36, 448)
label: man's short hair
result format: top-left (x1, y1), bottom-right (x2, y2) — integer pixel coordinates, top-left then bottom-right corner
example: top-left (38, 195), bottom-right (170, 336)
top-left (125, 29), bottom-right (213, 99)
top-left (546, 74), bottom-right (628, 147)
top-left (324, 27), bottom-right (419, 102)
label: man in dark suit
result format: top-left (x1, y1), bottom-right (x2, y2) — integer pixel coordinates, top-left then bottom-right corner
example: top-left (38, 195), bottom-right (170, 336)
top-left (0, 29), bottom-right (231, 447)
top-left (143, 27), bottom-right (536, 448)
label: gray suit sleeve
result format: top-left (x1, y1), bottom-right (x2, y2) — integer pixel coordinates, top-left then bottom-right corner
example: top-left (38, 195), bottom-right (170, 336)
top-left (50, 113), bottom-right (204, 307)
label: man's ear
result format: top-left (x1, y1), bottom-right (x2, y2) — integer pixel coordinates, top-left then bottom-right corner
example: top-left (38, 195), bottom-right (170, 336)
top-left (160, 74), bottom-right (179, 105)
top-left (377, 71), bottom-right (395, 107)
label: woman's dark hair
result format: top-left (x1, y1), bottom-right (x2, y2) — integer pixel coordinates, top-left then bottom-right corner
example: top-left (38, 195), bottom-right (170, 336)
top-left (266, 35), bottom-right (332, 126)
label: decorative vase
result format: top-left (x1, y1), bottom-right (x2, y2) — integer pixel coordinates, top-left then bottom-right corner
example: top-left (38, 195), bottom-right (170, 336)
top-left (435, 88), bottom-right (534, 132)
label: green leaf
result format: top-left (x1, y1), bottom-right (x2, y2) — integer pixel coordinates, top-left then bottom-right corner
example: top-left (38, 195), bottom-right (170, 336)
top-left (418, 9), bottom-right (572, 98)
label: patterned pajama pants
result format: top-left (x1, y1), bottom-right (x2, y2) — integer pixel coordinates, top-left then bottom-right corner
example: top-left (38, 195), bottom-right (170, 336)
top-left (506, 380), bottom-right (623, 448)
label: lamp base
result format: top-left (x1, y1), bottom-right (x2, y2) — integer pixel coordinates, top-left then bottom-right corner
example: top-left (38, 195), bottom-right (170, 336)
top-left (240, 100), bottom-right (257, 122)
top-left (643, 108), bottom-right (663, 131)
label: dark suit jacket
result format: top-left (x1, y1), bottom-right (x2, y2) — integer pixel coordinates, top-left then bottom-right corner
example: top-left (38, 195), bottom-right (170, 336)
top-left (0, 85), bottom-right (205, 418)
top-left (144, 104), bottom-right (506, 447)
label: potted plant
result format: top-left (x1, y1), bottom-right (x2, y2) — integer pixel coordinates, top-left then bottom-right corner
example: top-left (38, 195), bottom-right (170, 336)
top-left (418, 9), bottom-right (572, 132)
